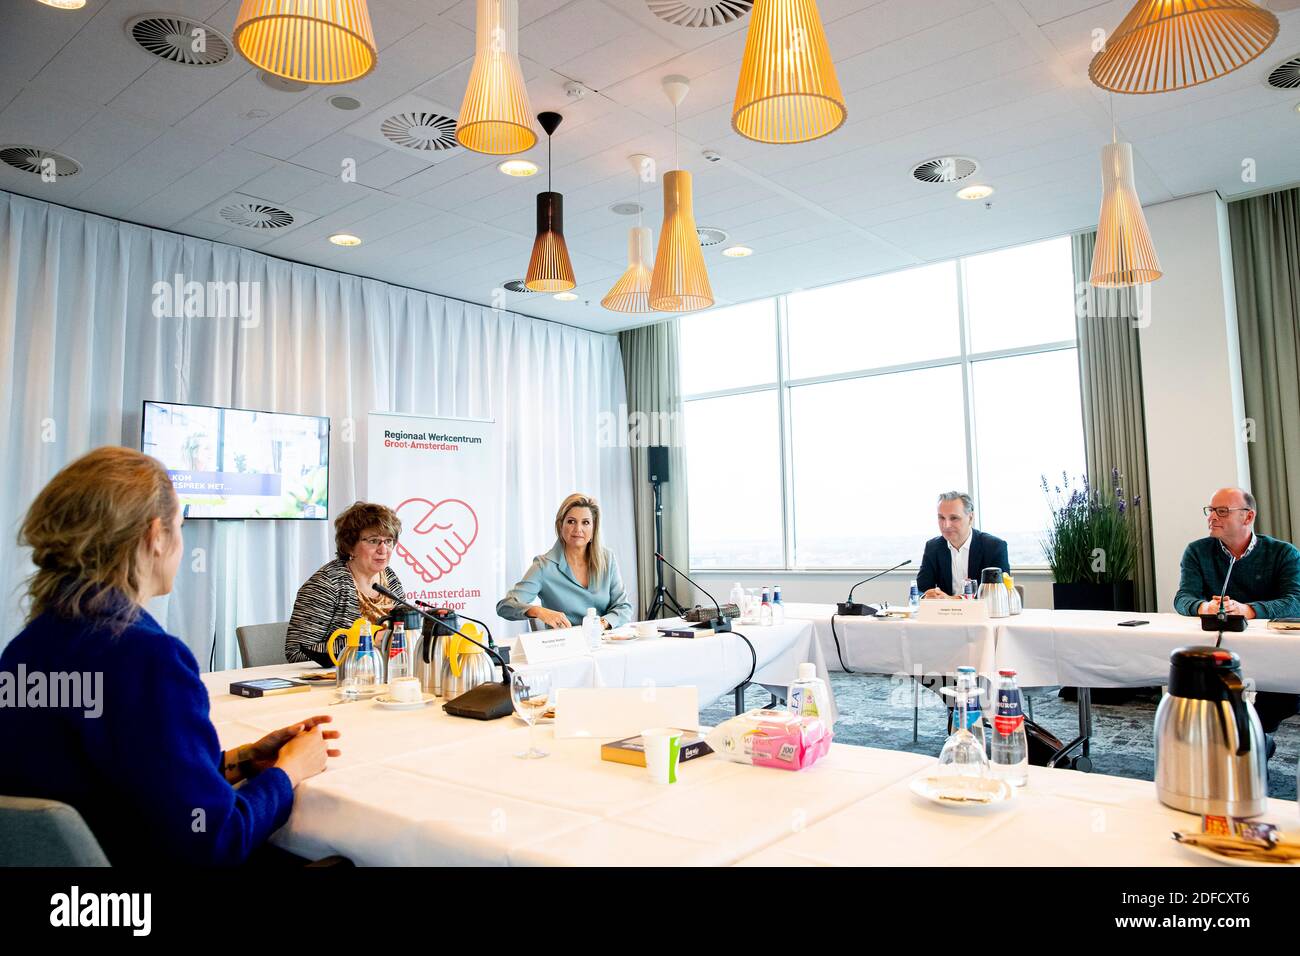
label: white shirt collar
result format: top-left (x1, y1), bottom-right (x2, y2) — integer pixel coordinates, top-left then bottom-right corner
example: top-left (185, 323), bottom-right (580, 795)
top-left (948, 532), bottom-right (973, 555)
top-left (1219, 531), bottom-right (1257, 561)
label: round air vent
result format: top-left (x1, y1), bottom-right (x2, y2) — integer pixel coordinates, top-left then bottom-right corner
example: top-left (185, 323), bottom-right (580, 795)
top-left (1265, 53), bottom-right (1300, 90)
top-left (380, 112), bottom-right (458, 151)
top-left (910, 155), bottom-right (980, 184)
top-left (127, 15), bottom-right (232, 67)
top-left (696, 226), bottom-right (729, 246)
top-left (0, 146), bottom-right (80, 177)
top-left (646, 0), bottom-right (753, 28)
top-left (218, 201), bottom-right (294, 230)
top-left (329, 95), bottom-right (363, 111)
top-left (610, 201), bottom-right (644, 216)
top-left (503, 280), bottom-right (540, 294)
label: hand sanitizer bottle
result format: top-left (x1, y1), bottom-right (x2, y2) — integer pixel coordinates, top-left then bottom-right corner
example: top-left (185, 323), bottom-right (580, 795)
top-left (788, 663), bottom-right (833, 727)
top-left (582, 608), bottom-right (601, 651)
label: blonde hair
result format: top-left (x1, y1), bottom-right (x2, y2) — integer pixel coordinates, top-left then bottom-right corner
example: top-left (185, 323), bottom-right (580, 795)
top-left (19, 446), bottom-right (178, 629)
top-left (554, 493), bottom-right (606, 582)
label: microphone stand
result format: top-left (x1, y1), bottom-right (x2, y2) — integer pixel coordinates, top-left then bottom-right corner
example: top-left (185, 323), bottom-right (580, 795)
top-left (838, 559), bottom-right (912, 616)
top-left (646, 478), bottom-right (687, 620)
top-left (373, 584), bottom-right (511, 685)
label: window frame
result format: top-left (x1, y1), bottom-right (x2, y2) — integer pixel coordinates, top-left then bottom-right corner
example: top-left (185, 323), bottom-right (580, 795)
top-left (681, 247), bottom-right (1083, 572)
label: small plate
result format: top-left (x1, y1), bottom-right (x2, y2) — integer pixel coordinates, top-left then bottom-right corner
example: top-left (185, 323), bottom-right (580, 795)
top-left (604, 631), bottom-right (641, 642)
top-left (909, 775), bottom-right (1013, 808)
top-left (373, 693), bottom-right (437, 711)
top-left (298, 671), bottom-right (336, 682)
top-left (513, 709), bottom-right (556, 724)
top-left (1175, 840), bottom-right (1299, 867)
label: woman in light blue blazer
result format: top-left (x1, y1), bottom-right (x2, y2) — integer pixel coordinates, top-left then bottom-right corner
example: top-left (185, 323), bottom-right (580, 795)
top-left (497, 493), bottom-right (633, 630)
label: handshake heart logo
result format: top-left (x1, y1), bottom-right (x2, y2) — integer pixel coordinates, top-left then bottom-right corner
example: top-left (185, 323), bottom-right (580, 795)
top-left (393, 497), bottom-right (479, 584)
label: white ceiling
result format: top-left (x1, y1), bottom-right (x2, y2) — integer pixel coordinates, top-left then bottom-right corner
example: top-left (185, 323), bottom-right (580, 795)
top-left (2, 0), bottom-right (1300, 333)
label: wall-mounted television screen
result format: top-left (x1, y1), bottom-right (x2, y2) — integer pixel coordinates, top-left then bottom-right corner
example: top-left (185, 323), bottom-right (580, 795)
top-left (141, 401), bottom-right (329, 519)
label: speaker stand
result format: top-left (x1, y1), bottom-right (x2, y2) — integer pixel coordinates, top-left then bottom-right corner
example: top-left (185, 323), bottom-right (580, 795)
top-left (645, 479), bottom-right (686, 620)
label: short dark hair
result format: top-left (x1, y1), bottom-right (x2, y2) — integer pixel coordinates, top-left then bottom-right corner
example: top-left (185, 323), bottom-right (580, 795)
top-left (334, 501), bottom-right (401, 561)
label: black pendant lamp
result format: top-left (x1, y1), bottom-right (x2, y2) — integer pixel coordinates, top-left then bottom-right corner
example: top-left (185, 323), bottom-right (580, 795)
top-left (524, 111), bottom-right (575, 292)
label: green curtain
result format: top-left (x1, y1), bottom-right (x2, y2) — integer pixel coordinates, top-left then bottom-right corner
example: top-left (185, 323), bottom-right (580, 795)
top-left (1071, 231), bottom-right (1158, 612)
top-left (1227, 189), bottom-right (1300, 544)
top-left (618, 319), bottom-right (690, 618)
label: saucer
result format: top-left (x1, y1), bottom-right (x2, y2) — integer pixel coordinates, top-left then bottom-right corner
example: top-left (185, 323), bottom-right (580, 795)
top-left (908, 774), bottom-right (1013, 809)
top-left (374, 693), bottom-right (436, 711)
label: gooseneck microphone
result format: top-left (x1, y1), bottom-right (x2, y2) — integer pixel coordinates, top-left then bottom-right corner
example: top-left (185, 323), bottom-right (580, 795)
top-left (1200, 554), bottom-right (1247, 641)
top-left (839, 559), bottom-right (912, 616)
top-left (373, 583), bottom-right (511, 683)
top-left (653, 551), bottom-right (731, 633)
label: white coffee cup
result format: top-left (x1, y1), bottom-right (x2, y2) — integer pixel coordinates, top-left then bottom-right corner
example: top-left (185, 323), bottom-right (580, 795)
top-left (641, 727), bottom-right (682, 784)
top-left (634, 620), bottom-right (658, 638)
top-left (391, 677), bottom-right (422, 703)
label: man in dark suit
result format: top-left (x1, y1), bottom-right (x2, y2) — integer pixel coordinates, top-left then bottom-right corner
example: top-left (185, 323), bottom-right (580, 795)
top-left (916, 491), bottom-right (1011, 597)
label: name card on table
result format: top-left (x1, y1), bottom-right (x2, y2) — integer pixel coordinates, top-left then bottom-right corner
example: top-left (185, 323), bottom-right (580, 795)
top-left (554, 686), bottom-right (699, 739)
top-left (515, 629), bottom-right (590, 665)
top-left (916, 599), bottom-right (989, 622)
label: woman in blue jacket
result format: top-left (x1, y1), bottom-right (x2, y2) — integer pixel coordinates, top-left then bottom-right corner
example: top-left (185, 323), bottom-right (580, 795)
top-left (497, 493), bottom-right (633, 630)
top-left (0, 446), bottom-right (339, 866)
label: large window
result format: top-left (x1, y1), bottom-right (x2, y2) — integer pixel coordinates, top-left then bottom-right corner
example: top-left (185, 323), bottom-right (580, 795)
top-left (682, 236), bottom-right (1085, 570)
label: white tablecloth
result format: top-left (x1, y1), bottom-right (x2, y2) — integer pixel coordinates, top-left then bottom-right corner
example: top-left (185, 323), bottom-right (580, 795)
top-left (738, 763), bottom-right (1297, 867)
top-left (503, 617), bottom-right (834, 715)
top-left (783, 603), bottom-right (997, 680)
top-left (998, 609), bottom-right (1300, 693)
top-left (202, 664), bottom-right (1288, 866)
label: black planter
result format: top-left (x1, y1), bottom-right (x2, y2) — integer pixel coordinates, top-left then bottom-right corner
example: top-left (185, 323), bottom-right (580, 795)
top-left (1052, 580), bottom-right (1136, 612)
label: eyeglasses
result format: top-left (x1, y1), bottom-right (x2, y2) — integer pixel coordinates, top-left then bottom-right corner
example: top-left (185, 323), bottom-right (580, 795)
top-left (1203, 507), bottom-right (1251, 518)
top-left (360, 536), bottom-right (396, 548)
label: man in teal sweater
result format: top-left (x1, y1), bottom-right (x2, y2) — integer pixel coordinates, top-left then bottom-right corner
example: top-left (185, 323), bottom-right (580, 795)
top-left (1174, 487), bottom-right (1300, 757)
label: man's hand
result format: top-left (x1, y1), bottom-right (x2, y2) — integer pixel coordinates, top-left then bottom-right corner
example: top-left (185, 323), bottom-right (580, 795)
top-left (922, 587), bottom-right (947, 600)
top-left (1198, 597), bottom-right (1254, 619)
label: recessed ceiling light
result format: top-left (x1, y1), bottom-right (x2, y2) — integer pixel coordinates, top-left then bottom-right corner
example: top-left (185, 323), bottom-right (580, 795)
top-left (259, 72), bottom-right (308, 94)
top-left (329, 95), bottom-right (362, 111)
top-left (554, 292), bottom-right (579, 301)
top-left (498, 159), bottom-right (538, 177)
top-left (722, 245), bottom-right (753, 257)
top-left (329, 233), bottom-right (362, 247)
top-left (610, 201), bottom-right (644, 216)
top-left (36, 0), bottom-right (86, 8)
top-left (1295, 101), bottom-right (1300, 114)
top-left (956, 184), bottom-right (994, 201)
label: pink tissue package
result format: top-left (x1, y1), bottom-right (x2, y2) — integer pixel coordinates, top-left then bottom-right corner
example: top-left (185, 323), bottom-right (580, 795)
top-left (707, 709), bottom-right (833, 771)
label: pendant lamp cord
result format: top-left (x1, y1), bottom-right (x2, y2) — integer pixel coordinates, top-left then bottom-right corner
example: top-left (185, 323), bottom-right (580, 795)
top-left (548, 129), bottom-right (553, 192)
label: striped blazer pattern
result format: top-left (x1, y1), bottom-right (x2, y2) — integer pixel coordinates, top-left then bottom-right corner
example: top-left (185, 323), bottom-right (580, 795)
top-left (285, 558), bottom-right (406, 666)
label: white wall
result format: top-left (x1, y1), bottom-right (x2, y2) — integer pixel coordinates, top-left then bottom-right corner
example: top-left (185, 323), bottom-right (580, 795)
top-left (1139, 192), bottom-right (1249, 611)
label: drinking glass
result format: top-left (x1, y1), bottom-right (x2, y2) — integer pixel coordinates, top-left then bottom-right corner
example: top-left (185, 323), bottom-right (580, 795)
top-left (937, 684), bottom-right (990, 778)
top-left (511, 670), bottom-right (552, 759)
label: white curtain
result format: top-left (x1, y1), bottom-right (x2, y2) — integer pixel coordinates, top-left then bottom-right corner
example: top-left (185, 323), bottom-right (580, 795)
top-left (0, 191), bottom-right (636, 668)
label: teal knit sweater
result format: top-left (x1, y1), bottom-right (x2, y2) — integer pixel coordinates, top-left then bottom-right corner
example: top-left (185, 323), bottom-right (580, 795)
top-left (1174, 533), bottom-right (1300, 619)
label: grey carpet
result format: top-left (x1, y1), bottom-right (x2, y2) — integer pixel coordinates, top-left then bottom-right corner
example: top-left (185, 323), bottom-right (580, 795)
top-left (701, 673), bottom-right (1299, 802)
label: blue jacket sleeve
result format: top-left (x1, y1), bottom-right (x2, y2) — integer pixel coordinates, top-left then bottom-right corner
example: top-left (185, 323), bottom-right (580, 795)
top-left (497, 555), bottom-right (546, 621)
top-left (88, 633), bottom-right (294, 865)
top-left (1174, 543), bottom-right (1208, 616)
top-left (916, 539), bottom-right (939, 593)
top-left (601, 552), bottom-right (633, 627)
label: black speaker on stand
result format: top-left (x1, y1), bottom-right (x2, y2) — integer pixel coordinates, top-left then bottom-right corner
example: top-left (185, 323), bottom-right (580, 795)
top-left (646, 446), bottom-right (686, 620)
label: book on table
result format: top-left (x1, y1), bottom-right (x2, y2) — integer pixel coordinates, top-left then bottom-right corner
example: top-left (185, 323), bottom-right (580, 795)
top-left (600, 730), bottom-right (713, 767)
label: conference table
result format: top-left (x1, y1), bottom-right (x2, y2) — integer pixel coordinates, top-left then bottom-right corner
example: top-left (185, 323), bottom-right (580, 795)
top-left (202, 663), bottom-right (1294, 866)
top-left (500, 616), bottom-right (837, 718)
top-left (783, 603), bottom-right (1300, 768)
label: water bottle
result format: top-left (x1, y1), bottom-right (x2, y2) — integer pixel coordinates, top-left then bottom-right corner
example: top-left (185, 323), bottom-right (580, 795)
top-left (772, 585), bottom-right (785, 625)
top-left (347, 621), bottom-right (381, 700)
top-left (729, 582), bottom-right (746, 617)
top-left (962, 578), bottom-right (976, 600)
top-left (387, 621), bottom-right (411, 682)
top-left (759, 588), bottom-right (773, 626)
top-left (953, 666), bottom-right (986, 751)
top-left (990, 669), bottom-right (1029, 787)
top-left (908, 579), bottom-right (920, 610)
top-left (582, 607), bottom-right (602, 650)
